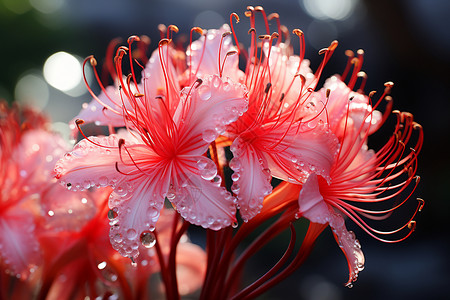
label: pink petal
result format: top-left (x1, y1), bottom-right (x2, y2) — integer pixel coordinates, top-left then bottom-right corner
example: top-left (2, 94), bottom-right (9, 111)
top-left (229, 138), bottom-right (272, 221)
top-left (175, 75), bottom-right (248, 155)
top-left (265, 122), bottom-right (339, 184)
top-left (54, 135), bottom-right (127, 191)
top-left (298, 173), bottom-right (365, 286)
top-left (14, 129), bottom-right (69, 192)
top-left (71, 85), bottom-right (126, 132)
top-left (297, 173), bottom-right (331, 224)
top-left (142, 44), bottom-right (181, 114)
top-left (39, 184), bottom-right (100, 232)
top-left (188, 25), bottom-right (243, 82)
top-left (108, 174), bottom-right (169, 259)
top-left (329, 213), bottom-right (365, 287)
top-left (0, 210), bottom-right (40, 279)
top-left (169, 156), bottom-right (237, 230)
top-left (348, 92), bottom-right (382, 135)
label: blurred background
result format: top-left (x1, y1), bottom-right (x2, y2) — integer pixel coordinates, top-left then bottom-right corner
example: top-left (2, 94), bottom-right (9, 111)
top-left (0, 0), bottom-right (448, 299)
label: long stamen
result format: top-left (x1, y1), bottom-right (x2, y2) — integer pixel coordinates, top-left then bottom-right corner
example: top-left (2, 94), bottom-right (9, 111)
top-left (189, 27), bottom-right (204, 82)
top-left (230, 13), bottom-right (241, 55)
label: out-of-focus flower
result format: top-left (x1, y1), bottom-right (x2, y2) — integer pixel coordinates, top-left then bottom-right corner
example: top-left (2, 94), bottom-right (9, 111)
top-left (0, 102), bottom-right (100, 283)
top-left (55, 38), bottom-right (248, 259)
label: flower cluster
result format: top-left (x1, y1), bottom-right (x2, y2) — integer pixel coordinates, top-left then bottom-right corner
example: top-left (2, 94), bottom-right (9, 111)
top-left (1, 6), bottom-right (423, 299)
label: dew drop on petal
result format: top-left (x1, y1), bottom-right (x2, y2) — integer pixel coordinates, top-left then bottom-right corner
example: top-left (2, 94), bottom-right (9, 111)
top-left (202, 129), bottom-right (217, 143)
top-left (231, 172), bottom-right (240, 182)
top-left (197, 157), bottom-right (217, 180)
top-left (140, 231), bottom-right (156, 248)
top-left (99, 176), bottom-right (108, 187)
top-left (113, 233), bottom-right (123, 243)
top-left (197, 85), bottom-right (212, 101)
top-left (107, 209), bottom-right (118, 220)
top-left (126, 228), bottom-right (138, 240)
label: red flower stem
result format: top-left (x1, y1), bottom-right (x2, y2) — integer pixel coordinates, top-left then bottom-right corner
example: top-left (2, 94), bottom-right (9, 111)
top-left (37, 237), bottom-right (86, 300)
top-left (200, 229), bottom-right (216, 298)
top-left (153, 230), bottom-right (174, 300)
top-left (231, 223), bottom-right (297, 300)
top-left (168, 219), bottom-right (190, 300)
top-left (221, 211), bottom-right (294, 299)
top-left (200, 228), bottom-right (232, 300)
top-left (242, 222), bottom-right (327, 300)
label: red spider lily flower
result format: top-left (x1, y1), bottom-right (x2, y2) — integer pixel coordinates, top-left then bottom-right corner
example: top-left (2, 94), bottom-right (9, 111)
top-left (212, 7), bottom-right (339, 221)
top-left (298, 77), bottom-right (424, 286)
top-left (55, 39), bottom-right (249, 259)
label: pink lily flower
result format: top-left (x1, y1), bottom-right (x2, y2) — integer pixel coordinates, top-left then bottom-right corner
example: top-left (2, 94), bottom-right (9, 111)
top-left (55, 39), bottom-right (248, 259)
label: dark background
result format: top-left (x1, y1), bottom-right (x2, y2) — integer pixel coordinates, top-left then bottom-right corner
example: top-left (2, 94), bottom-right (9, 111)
top-left (1, 0), bottom-right (449, 299)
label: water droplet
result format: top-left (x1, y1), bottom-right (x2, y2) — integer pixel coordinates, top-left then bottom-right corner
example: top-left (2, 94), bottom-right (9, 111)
top-left (231, 172), bottom-right (240, 182)
top-left (197, 157), bottom-right (217, 180)
top-left (48, 210), bottom-right (55, 217)
top-left (212, 76), bottom-right (221, 88)
top-left (113, 233), bottom-right (123, 243)
top-left (231, 184), bottom-right (240, 194)
top-left (229, 158), bottom-right (241, 171)
top-left (232, 221), bottom-right (238, 228)
top-left (140, 231), bottom-right (156, 248)
top-left (99, 176), bottom-right (108, 187)
top-left (126, 229), bottom-right (138, 240)
top-left (146, 206), bottom-right (160, 220)
top-left (107, 209), bottom-right (118, 220)
top-left (202, 129), bottom-right (217, 143)
top-left (198, 85), bottom-right (212, 101)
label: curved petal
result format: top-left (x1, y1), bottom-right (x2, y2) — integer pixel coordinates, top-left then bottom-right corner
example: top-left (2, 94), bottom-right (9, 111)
top-left (54, 135), bottom-right (128, 191)
top-left (108, 174), bottom-right (168, 259)
top-left (265, 122), bottom-right (339, 184)
top-left (298, 173), bottom-right (365, 286)
top-left (142, 44), bottom-right (180, 114)
top-left (188, 25), bottom-right (243, 82)
top-left (40, 184), bottom-right (101, 232)
top-left (170, 156), bottom-right (237, 230)
top-left (71, 85), bottom-right (126, 131)
top-left (329, 213), bottom-right (365, 287)
top-left (229, 138), bottom-right (272, 221)
top-left (14, 129), bottom-right (69, 193)
top-left (175, 75), bottom-right (248, 155)
top-left (297, 173), bottom-right (331, 224)
top-left (0, 210), bottom-right (40, 279)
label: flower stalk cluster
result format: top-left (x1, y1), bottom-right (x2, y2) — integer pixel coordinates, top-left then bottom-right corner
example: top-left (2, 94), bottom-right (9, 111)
top-left (0, 6), bottom-right (423, 299)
